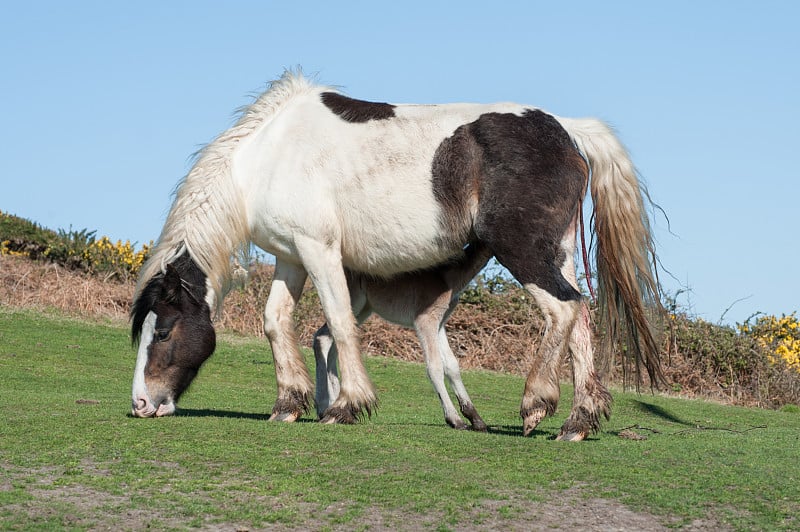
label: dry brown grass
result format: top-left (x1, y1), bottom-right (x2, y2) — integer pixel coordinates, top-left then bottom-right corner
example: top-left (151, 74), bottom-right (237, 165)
top-left (0, 254), bottom-right (133, 321)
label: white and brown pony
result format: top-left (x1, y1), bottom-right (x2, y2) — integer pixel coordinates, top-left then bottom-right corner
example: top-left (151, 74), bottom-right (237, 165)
top-left (131, 70), bottom-right (662, 441)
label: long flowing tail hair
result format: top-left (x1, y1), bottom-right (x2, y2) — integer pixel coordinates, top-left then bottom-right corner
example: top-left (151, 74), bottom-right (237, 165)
top-left (558, 117), bottom-right (665, 387)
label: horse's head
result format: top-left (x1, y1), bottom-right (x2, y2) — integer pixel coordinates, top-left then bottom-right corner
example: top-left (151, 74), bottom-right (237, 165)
top-left (130, 253), bottom-right (215, 418)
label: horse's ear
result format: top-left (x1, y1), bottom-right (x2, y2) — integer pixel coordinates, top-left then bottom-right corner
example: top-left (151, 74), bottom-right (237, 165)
top-left (162, 263), bottom-right (182, 304)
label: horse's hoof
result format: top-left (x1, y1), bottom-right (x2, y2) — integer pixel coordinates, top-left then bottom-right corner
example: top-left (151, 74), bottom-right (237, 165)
top-left (446, 418), bottom-right (469, 430)
top-left (556, 430), bottom-right (587, 442)
top-left (557, 431), bottom-right (586, 441)
top-left (521, 408), bottom-right (547, 436)
top-left (320, 406), bottom-right (358, 425)
top-left (558, 406), bottom-right (603, 439)
top-left (470, 419), bottom-right (488, 433)
top-left (460, 404), bottom-right (488, 432)
top-left (269, 389), bottom-right (309, 422)
top-left (268, 411), bottom-right (300, 422)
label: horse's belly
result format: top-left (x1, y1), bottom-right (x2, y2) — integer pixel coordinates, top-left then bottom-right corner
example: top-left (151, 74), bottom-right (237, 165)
top-left (340, 232), bottom-right (460, 278)
top-left (244, 177), bottom-right (459, 276)
top-left (336, 181), bottom-right (460, 276)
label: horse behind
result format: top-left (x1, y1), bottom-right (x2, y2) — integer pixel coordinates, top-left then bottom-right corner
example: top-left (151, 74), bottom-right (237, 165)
top-left (130, 71), bottom-right (663, 441)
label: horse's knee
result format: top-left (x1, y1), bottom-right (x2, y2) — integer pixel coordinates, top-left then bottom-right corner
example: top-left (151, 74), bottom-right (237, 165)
top-left (263, 309), bottom-right (289, 341)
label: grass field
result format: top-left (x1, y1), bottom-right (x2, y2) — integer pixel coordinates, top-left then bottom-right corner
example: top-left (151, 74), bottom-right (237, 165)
top-left (0, 307), bottom-right (798, 530)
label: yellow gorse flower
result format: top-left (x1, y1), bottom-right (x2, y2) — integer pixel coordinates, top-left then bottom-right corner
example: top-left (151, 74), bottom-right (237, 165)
top-left (82, 236), bottom-right (150, 277)
top-left (739, 312), bottom-right (800, 371)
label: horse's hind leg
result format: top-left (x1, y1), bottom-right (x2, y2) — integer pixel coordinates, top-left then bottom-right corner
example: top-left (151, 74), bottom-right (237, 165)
top-left (414, 297), bottom-right (469, 430)
top-left (518, 250), bottom-right (611, 441)
top-left (519, 285), bottom-right (579, 436)
top-left (558, 301), bottom-right (612, 441)
top-left (478, 215), bottom-right (583, 436)
top-left (551, 233), bottom-right (611, 441)
top-left (415, 246), bottom-right (490, 431)
top-left (437, 327), bottom-right (488, 431)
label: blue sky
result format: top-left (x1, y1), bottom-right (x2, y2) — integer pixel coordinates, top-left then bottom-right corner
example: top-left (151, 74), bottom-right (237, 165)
top-left (1, 1), bottom-right (798, 325)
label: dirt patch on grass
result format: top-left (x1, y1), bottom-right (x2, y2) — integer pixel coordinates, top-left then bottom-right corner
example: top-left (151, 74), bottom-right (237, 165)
top-left (1, 462), bottom-right (239, 531)
top-left (2, 462), bottom-right (728, 531)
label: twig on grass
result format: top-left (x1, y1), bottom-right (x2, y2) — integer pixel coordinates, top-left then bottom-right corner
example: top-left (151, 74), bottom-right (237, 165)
top-left (618, 424), bottom-right (662, 434)
top-left (671, 424), bottom-right (767, 435)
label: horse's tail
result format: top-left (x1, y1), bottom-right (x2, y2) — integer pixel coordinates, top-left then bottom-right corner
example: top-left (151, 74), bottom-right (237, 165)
top-left (556, 117), bottom-right (665, 388)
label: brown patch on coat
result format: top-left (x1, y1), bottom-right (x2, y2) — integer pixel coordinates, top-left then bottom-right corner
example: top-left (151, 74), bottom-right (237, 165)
top-left (320, 92), bottom-right (396, 123)
top-left (431, 109), bottom-right (587, 302)
top-left (471, 110), bottom-right (586, 301)
top-left (430, 125), bottom-right (484, 247)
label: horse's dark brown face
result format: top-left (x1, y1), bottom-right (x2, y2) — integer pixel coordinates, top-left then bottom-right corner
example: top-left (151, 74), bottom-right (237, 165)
top-left (130, 254), bottom-right (215, 418)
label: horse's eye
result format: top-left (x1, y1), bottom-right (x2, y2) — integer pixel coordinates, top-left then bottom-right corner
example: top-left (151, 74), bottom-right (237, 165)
top-left (154, 329), bottom-right (171, 342)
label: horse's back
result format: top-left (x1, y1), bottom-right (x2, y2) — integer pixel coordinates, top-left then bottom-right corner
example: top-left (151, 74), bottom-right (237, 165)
top-left (235, 88), bottom-right (582, 278)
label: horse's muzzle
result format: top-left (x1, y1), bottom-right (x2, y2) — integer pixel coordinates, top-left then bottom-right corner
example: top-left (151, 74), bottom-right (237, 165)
top-left (131, 395), bottom-right (175, 418)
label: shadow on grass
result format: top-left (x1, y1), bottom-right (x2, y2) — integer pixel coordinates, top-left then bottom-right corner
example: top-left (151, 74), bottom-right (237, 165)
top-left (487, 424), bottom-right (525, 437)
top-left (630, 400), bottom-right (695, 427)
top-left (173, 408), bottom-right (279, 421)
top-left (125, 412), bottom-right (603, 439)
top-left (487, 424), bottom-right (564, 439)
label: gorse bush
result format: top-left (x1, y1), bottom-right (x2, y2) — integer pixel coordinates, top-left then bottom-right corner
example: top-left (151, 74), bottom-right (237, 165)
top-left (0, 210), bottom-right (55, 259)
top-left (41, 227), bottom-right (97, 271)
top-left (666, 314), bottom-right (763, 399)
top-left (739, 312), bottom-right (800, 372)
top-left (80, 235), bottom-right (150, 279)
top-left (0, 210), bottom-right (150, 280)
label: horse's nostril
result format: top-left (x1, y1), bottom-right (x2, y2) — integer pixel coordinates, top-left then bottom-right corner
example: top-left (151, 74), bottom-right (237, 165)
top-left (136, 398), bottom-right (147, 411)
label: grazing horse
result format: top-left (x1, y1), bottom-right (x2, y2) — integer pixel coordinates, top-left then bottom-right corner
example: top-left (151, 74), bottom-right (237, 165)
top-left (131, 70), bottom-right (662, 441)
top-left (314, 243), bottom-right (492, 431)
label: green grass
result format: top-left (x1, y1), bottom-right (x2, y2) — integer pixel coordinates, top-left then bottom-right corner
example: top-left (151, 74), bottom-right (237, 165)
top-left (0, 307), bottom-right (798, 530)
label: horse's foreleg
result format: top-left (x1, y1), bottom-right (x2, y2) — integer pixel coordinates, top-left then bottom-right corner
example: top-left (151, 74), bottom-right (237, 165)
top-left (313, 289), bottom-right (371, 419)
top-left (297, 238), bottom-right (377, 424)
top-left (558, 301), bottom-right (612, 441)
top-left (264, 260), bottom-right (313, 422)
top-left (437, 328), bottom-right (488, 432)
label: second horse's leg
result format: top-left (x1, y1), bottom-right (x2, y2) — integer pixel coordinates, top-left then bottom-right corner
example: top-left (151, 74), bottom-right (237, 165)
top-left (312, 323), bottom-right (340, 419)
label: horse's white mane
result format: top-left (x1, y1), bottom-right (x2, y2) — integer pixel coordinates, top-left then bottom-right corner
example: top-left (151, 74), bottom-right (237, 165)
top-left (135, 69), bottom-right (323, 313)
